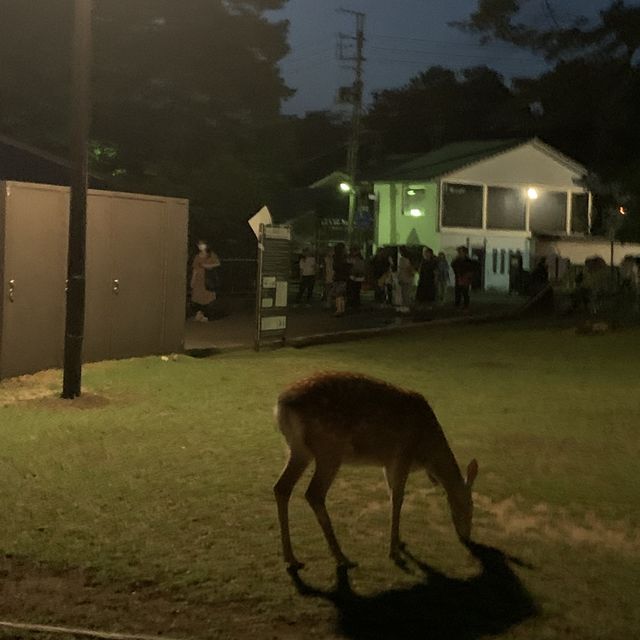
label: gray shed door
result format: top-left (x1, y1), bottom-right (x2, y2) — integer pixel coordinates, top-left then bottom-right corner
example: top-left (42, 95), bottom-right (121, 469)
top-left (0, 185), bottom-right (69, 377)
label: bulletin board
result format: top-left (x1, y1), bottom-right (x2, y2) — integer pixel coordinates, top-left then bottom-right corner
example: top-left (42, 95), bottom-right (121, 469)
top-left (254, 224), bottom-right (291, 350)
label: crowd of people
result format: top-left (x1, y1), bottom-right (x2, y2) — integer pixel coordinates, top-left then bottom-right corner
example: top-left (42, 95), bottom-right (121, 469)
top-left (189, 238), bottom-right (640, 323)
top-left (295, 243), bottom-right (477, 317)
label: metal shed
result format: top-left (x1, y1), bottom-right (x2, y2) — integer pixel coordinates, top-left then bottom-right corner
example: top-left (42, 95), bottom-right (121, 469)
top-left (0, 181), bottom-right (188, 378)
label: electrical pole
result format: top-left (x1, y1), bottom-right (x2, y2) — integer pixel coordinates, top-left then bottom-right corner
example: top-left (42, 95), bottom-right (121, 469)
top-left (62, 0), bottom-right (92, 399)
top-left (337, 9), bottom-right (365, 242)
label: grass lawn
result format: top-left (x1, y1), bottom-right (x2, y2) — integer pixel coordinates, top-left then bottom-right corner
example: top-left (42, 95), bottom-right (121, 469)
top-left (0, 320), bottom-right (639, 640)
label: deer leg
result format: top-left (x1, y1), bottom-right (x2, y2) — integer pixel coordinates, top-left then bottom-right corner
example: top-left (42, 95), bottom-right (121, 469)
top-left (274, 451), bottom-right (311, 569)
top-left (305, 455), bottom-right (356, 568)
top-left (384, 458), bottom-right (411, 560)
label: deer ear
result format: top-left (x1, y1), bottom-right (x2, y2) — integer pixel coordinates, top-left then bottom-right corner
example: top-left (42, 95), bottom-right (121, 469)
top-left (466, 459), bottom-right (478, 488)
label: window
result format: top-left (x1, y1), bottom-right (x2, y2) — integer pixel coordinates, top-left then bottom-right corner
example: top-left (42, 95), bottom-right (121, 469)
top-left (487, 187), bottom-right (526, 230)
top-left (442, 183), bottom-right (483, 228)
top-left (402, 187), bottom-right (426, 217)
top-left (500, 250), bottom-right (506, 274)
top-left (529, 191), bottom-right (567, 233)
top-left (492, 249), bottom-right (498, 274)
top-left (571, 193), bottom-right (589, 233)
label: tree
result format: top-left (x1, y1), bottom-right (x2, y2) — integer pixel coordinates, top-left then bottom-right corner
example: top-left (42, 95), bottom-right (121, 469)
top-left (365, 65), bottom-right (532, 156)
top-left (455, 1), bottom-right (640, 66)
top-left (0, 0), bottom-right (293, 255)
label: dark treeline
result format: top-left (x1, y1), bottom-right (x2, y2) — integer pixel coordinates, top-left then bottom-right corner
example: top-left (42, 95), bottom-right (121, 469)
top-left (1, 0), bottom-right (639, 251)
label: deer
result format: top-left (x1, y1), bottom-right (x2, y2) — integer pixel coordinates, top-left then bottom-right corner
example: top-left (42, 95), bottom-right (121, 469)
top-left (274, 372), bottom-right (478, 570)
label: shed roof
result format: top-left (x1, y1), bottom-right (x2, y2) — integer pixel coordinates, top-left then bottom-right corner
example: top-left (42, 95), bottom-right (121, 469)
top-left (0, 133), bottom-right (106, 188)
top-left (368, 138), bottom-right (587, 183)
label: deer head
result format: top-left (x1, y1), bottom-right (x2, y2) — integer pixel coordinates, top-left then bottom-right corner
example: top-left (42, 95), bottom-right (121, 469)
top-left (447, 458), bottom-right (479, 541)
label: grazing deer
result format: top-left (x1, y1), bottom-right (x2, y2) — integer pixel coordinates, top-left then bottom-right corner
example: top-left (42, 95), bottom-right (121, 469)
top-left (274, 372), bottom-right (478, 569)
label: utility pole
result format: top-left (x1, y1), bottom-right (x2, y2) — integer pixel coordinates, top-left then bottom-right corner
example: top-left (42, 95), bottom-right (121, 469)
top-left (62, 0), bottom-right (92, 399)
top-left (337, 9), bottom-right (365, 242)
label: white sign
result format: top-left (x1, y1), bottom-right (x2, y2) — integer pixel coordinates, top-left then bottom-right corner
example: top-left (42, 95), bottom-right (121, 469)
top-left (261, 316), bottom-right (287, 331)
top-left (248, 206), bottom-right (273, 240)
top-left (275, 281), bottom-right (288, 307)
top-left (264, 226), bottom-right (291, 240)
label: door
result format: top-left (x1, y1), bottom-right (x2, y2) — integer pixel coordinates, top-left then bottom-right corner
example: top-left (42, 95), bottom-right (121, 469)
top-left (83, 192), bottom-right (114, 363)
top-left (109, 196), bottom-right (165, 359)
top-left (0, 183), bottom-right (69, 378)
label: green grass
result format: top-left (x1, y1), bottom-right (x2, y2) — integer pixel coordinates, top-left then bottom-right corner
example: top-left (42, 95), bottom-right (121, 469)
top-left (0, 321), bottom-right (639, 639)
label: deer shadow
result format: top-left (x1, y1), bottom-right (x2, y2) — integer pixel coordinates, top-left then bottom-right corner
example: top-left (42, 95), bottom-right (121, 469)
top-left (288, 541), bottom-right (538, 640)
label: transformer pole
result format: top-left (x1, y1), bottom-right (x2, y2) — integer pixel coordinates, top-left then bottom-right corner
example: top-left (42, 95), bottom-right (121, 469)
top-left (62, 0), bottom-right (92, 399)
top-left (338, 9), bottom-right (365, 242)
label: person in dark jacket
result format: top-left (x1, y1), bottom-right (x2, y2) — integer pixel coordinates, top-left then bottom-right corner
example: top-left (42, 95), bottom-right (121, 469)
top-left (451, 245), bottom-right (474, 310)
top-left (416, 247), bottom-right (438, 307)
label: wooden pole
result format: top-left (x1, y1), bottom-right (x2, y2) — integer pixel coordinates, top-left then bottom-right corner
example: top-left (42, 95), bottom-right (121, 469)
top-left (62, 0), bottom-right (92, 399)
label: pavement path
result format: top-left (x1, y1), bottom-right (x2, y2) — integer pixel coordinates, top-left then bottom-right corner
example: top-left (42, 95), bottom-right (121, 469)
top-left (184, 291), bottom-right (523, 352)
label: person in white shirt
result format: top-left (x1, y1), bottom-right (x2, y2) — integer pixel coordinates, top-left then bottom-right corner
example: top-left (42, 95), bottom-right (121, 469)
top-left (296, 247), bottom-right (316, 305)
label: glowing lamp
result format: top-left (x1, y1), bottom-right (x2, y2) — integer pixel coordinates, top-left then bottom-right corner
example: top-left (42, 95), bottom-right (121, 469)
top-left (527, 188), bottom-right (539, 200)
top-left (339, 182), bottom-right (351, 193)
top-left (409, 208), bottom-right (423, 217)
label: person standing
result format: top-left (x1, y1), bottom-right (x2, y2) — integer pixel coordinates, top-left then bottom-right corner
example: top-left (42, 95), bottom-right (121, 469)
top-left (451, 245), bottom-right (474, 311)
top-left (416, 247), bottom-right (438, 307)
top-left (190, 240), bottom-right (221, 321)
top-left (296, 247), bottom-right (316, 305)
top-left (322, 247), bottom-right (335, 309)
top-left (397, 246), bottom-right (416, 312)
top-left (436, 251), bottom-right (450, 303)
top-left (372, 247), bottom-right (390, 305)
top-left (347, 246), bottom-right (366, 308)
top-left (332, 242), bottom-right (350, 317)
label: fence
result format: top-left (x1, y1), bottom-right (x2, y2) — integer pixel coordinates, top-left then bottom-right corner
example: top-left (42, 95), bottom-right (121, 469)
top-left (217, 258), bottom-right (258, 295)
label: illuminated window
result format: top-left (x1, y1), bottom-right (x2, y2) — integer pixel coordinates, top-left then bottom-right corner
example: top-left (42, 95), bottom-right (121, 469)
top-left (442, 183), bottom-right (482, 228)
top-left (529, 191), bottom-right (567, 233)
top-left (403, 187), bottom-right (426, 217)
top-left (487, 187), bottom-right (526, 230)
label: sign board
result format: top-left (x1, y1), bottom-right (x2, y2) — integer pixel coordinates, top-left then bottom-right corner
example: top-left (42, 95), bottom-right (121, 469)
top-left (255, 224), bottom-right (291, 350)
top-left (248, 206), bottom-right (273, 240)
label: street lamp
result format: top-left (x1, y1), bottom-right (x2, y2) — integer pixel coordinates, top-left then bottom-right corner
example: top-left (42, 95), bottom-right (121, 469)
top-left (527, 187), bottom-right (539, 200)
top-left (339, 181), bottom-right (352, 194)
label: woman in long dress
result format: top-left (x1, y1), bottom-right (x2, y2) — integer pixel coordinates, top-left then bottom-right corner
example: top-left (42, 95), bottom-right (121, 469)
top-left (190, 240), bottom-right (221, 321)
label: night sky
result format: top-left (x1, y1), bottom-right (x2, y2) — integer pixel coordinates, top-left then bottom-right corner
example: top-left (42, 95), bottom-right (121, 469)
top-left (270, 0), bottom-right (618, 115)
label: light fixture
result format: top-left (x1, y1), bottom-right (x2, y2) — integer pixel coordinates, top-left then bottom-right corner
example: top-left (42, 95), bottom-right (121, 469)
top-left (409, 208), bottom-right (423, 217)
top-left (339, 182), bottom-right (351, 193)
top-left (619, 206), bottom-right (627, 215)
top-left (527, 187), bottom-right (539, 200)
top-left (407, 189), bottom-right (416, 196)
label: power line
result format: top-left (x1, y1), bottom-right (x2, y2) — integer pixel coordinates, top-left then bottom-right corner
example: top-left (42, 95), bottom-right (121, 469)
top-left (369, 44), bottom-right (542, 64)
top-left (370, 32), bottom-right (525, 52)
top-left (542, 0), bottom-right (562, 29)
top-left (367, 57), bottom-right (547, 75)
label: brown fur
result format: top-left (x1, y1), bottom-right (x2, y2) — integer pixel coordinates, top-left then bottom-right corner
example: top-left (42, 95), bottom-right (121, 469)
top-left (273, 372), bottom-right (478, 569)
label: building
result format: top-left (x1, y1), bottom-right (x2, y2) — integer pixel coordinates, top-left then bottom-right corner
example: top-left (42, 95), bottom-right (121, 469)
top-left (0, 133), bottom-right (106, 188)
top-left (370, 138), bottom-right (593, 290)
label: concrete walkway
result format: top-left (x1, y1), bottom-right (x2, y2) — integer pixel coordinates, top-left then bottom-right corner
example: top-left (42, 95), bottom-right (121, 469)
top-left (184, 291), bottom-right (523, 352)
